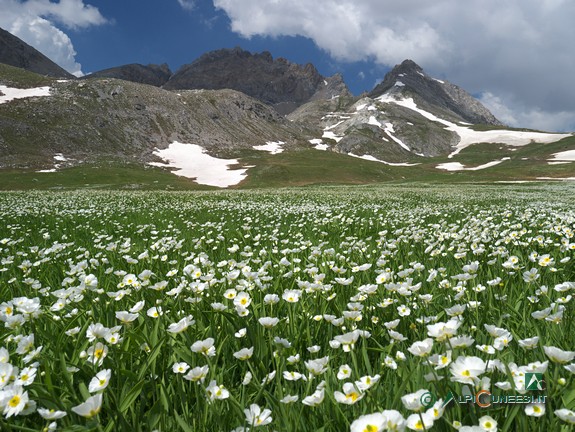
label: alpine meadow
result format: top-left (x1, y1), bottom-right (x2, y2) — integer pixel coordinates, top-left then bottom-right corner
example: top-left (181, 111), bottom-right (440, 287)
top-left (1, 185), bottom-right (574, 431)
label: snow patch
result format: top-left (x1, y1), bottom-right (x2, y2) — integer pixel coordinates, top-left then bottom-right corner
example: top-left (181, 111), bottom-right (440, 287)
top-left (53, 153), bottom-right (68, 162)
top-left (377, 95), bottom-right (571, 157)
top-left (253, 141), bottom-right (285, 155)
top-left (536, 177), bottom-right (575, 181)
top-left (309, 139), bottom-right (329, 151)
top-left (384, 123), bottom-right (410, 151)
top-left (322, 131), bottom-right (343, 142)
top-left (348, 153), bottom-right (420, 166)
top-left (436, 158), bottom-right (509, 171)
top-left (368, 116), bottom-right (381, 127)
top-left (0, 85), bottom-right (51, 104)
top-left (394, 81), bottom-right (405, 87)
top-left (550, 149), bottom-right (575, 162)
top-left (149, 142), bottom-right (248, 187)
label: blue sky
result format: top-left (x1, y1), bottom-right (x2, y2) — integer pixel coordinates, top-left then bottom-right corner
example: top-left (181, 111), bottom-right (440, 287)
top-left (1, 0), bottom-right (575, 132)
top-left (69, 1), bottom-right (382, 95)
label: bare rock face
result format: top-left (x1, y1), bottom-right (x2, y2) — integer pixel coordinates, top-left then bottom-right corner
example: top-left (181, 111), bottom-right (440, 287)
top-left (84, 64), bottom-right (172, 87)
top-left (369, 59), bottom-right (503, 126)
top-left (0, 27), bottom-right (74, 79)
top-left (164, 47), bottom-right (350, 114)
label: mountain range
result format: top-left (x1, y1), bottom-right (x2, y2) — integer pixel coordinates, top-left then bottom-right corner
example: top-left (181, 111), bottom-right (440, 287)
top-left (0, 27), bottom-right (573, 189)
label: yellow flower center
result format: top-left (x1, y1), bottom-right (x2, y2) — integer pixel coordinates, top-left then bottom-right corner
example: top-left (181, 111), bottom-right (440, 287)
top-left (94, 349), bottom-right (104, 359)
top-left (8, 395), bottom-right (21, 407)
top-left (462, 370), bottom-right (470, 377)
top-left (364, 426), bottom-right (378, 432)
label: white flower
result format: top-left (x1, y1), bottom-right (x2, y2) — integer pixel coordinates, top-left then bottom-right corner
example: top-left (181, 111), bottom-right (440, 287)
top-left (88, 369), bottom-right (112, 392)
top-left (450, 356), bottom-right (486, 385)
top-left (258, 317), bottom-right (280, 328)
top-left (518, 336), bottom-right (539, 350)
top-left (305, 356), bottom-right (329, 376)
top-left (302, 388), bottom-right (325, 406)
top-left (355, 374), bottom-right (380, 391)
top-left (401, 389), bottom-right (429, 412)
top-left (279, 394), bottom-right (298, 404)
top-left (129, 301), bottom-right (145, 313)
top-left (544, 346), bottom-right (575, 364)
top-left (37, 408), bottom-right (67, 419)
top-left (525, 403), bottom-right (545, 417)
top-left (408, 338), bottom-right (434, 357)
top-left (167, 316), bottom-right (195, 333)
top-left (1, 385), bottom-right (29, 418)
top-left (71, 393), bottom-right (103, 418)
top-left (337, 364), bottom-right (352, 380)
top-left (205, 380), bottom-right (229, 401)
top-left (15, 366), bottom-right (37, 386)
top-left (478, 415), bottom-right (497, 431)
top-left (244, 403), bottom-right (272, 427)
top-left (406, 412), bottom-right (434, 431)
top-left (86, 343), bottom-right (108, 366)
top-left (147, 306), bottom-right (163, 318)
top-left (334, 382), bottom-right (364, 405)
top-left (233, 347), bottom-right (254, 361)
top-left (115, 311), bottom-right (139, 324)
top-left (242, 371), bottom-right (252, 386)
top-left (191, 338), bottom-right (216, 357)
top-left (555, 408), bottom-right (575, 424)
top-left (172, 362), bottom-right (190, 374)
top-left (183, 365), bottom-right (209, 383)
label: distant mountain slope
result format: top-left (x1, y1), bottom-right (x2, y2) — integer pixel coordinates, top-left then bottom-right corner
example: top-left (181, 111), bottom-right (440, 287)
top-left (85, 63), bottom-right (172, 87)
top-left (0, 27), bottom-right (74, 79)
top-left (0, 74), bottom-right (306, 169)
top-left (164, 47), bottom-right (351, 114)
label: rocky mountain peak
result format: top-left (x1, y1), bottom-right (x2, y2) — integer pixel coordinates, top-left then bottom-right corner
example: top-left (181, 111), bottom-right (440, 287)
top-left (369, 59), bottom-right (502, 126)
top-left (163, 47), bottom-right (348, 114)
top-left (0, 26), bottom-right (74, 79)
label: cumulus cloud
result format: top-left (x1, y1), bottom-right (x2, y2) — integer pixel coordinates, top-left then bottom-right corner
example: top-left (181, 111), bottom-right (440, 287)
top-left (214, 0), bottom-right (575, 131)
top-left (0, 0), bottom-right (107, 76)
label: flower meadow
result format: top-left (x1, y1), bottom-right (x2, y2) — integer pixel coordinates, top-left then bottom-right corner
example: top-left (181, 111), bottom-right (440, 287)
top-left (0, 185), bottom-right (574, 432)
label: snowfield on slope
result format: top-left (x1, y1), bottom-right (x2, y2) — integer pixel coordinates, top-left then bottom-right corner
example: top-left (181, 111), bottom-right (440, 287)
top-left (149, 142), bottom-right (248, 187)
top-left (0, 85), bottom-right (51, 104)
top-left (253, 141), bottom-right (285, 155)
top-left (377, 94), bottom-right (572, 157)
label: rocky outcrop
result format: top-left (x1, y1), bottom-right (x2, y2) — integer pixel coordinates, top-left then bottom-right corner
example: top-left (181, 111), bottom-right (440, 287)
top-left (85, 64), bottom-right (172, 87)
top-left (0, 27), bottom-right (74, 79)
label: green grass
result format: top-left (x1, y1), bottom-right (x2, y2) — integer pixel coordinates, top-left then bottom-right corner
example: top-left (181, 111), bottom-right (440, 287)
top-left (0, 185), bottom-right (574, 431)
top-left (0, 63), bottom-right (56, 88)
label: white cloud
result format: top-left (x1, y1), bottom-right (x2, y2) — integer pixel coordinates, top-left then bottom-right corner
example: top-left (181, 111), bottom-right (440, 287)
top-left (177, 0), bottom-right (196, 10)
top-left (214, 0), bottom-right (575, 131)
top-left (480, 92), bottom-right (575, 133)
top-left (0, 0), bottom-right (107, 75)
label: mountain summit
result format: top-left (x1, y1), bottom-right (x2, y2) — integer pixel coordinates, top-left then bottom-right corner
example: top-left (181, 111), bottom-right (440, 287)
top-left (0, 27), bottom-right (74, 79)
top-left (163, 47), bottom-right (350, 114)
top-left (369, 59), bottom-right (502, 126)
